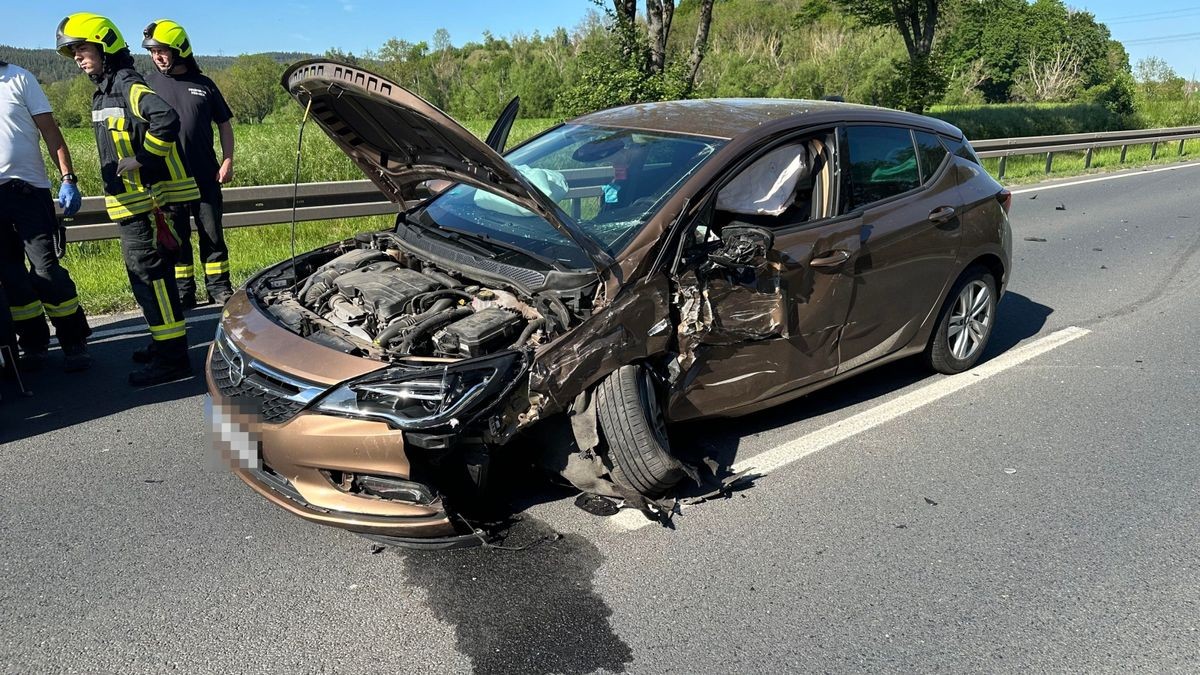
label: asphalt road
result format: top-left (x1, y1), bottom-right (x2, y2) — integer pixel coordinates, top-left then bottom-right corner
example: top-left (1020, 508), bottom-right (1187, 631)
top-left (2, 161), bottom-right (1199, 674)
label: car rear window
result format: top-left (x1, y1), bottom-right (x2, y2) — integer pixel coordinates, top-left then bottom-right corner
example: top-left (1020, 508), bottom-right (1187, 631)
top-left (941, 135), bottom-right (981, 165)
top-left (844, 125), bottom-right (920, 210)
top-left (915, 131), bottom-right (949, 182)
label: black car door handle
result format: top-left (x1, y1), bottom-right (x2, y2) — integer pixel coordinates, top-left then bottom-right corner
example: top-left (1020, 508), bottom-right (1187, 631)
top-left (810, 249), bottom-right (851, 269)
top-left (929, 206), bottom-right (957, 223)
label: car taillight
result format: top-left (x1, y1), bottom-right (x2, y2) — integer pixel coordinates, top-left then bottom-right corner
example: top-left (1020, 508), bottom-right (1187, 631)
top-left (996, 188), bottom-right (1012, 214)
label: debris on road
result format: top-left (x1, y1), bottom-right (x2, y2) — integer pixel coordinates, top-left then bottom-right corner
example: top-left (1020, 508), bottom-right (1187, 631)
top-left (1056, 203), bottom-right (1066, 210)
top-left (1093, 248), bottom-right (1103, 251)
top-left (1003, 468), bottom-right (1017, 474)
top-left (574, 493), bottom-right (620, 517)
top-left (1029, 194), bottom-right (1037, 199)
top-left (1024, 237), bottom-right (1048, 242)
top-left (924, 497), bottom-right (939, 506)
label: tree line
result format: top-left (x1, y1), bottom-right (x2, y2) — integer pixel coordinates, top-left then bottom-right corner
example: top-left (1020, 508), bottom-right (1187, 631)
top-left (3, 0), bottom-right (1193, 129)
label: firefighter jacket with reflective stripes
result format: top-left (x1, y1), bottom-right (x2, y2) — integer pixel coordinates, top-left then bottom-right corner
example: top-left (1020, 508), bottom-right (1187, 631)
top-left (90, 68), bottom-right (200, 220)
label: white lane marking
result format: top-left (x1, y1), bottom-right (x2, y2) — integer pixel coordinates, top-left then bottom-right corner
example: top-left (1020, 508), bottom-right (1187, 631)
top-left (1009, 161), bottom-right (1200, 195)
top-left (610, 326), bottom-right (1091, 531)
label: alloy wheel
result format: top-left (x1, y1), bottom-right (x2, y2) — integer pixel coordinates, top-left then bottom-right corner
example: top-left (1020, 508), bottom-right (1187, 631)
top-left (947, 280), bottom-right (992, 361)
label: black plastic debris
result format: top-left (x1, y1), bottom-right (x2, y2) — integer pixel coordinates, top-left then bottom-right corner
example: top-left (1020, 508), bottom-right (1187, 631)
top-left (1055, 203), bottom-right (1066, 210)
top-left (1093, 248), bottom-right (1103, 251)
top-left (1029, 194), bottom-right (1037, 199)
top-left (1023, 236), bottom-right (1048, 242)
top-left (369, 544), bottom-right (388, 555)
top-left (923, 496), bottom-right (938, 506)
top-left (574, 493), bottom-right (620, 517)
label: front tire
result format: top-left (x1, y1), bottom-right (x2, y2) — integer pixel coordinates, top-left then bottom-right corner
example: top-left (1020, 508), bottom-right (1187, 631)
top-left (596, 365), bottom-right (684, 497)
top-left (926, 266), bottom-right (997, 374)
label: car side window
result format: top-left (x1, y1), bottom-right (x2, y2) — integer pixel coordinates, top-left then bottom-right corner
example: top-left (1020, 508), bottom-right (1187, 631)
top-left (844, 125), bottom-right (920, 211)
top-left (914, 131), bottom-right (948, 183)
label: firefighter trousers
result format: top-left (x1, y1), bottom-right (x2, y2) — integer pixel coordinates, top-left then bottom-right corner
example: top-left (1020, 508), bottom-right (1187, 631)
top-left (171, 184), bottom-right (232, 304)
top-left (0, 181), bottom-right (91, 353)
top-left (117, 209), bottom-right (188, 358)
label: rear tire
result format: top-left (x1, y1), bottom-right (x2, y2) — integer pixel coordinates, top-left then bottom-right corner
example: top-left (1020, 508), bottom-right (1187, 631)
top-left (926, 266), bottom-right (997, 374)
top-left (596, 365), bottom-right (684, 497)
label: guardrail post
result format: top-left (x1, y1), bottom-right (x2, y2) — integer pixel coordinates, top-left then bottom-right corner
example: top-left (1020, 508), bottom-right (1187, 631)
top-left (1084, 148), bottom-right (1093, 169)
top-left (1150, 142), bottom-right (1158, 160)
top-left (1119, 144), bottom-right (1128, 163)
top-left (997, 155), bottom-right (1007, 179)
top-left (1044, 152), bottom-right (1054, 174)
top-left (1180, 139), bottom-right (1186, 156)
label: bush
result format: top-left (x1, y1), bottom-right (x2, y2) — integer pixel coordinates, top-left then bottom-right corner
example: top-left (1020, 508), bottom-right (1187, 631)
top-left (927, 102), bottom-right (1128, 139)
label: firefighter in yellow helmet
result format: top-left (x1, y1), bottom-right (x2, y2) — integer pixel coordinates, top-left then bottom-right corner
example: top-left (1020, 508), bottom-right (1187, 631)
top-left (56, 13), bottom-right (198, 386)
top-left (142, 19), bottom-right (236, 313)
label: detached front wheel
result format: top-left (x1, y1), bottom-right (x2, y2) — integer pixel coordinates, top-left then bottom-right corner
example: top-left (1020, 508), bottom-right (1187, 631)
top-left (926, 266), bottom-right (997, 374)
top-left (596, 365), bottom-right (684, 497)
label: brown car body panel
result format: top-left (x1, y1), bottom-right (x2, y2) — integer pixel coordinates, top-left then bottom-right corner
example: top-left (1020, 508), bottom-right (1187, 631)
top-left (219, 292), bottom-right (383, 386)
top-left (211, 67), bottom-right (1011, 540)
top-left (208, 298), bottom-right (457, 539)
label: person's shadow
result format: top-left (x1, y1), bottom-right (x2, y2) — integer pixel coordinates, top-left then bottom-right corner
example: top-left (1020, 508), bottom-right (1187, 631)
top-left (0, 308), bottom-right (221, 444)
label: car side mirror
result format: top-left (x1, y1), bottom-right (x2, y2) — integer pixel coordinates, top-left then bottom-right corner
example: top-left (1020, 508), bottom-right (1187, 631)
top-left (708, 224), bottom-right (774, 270)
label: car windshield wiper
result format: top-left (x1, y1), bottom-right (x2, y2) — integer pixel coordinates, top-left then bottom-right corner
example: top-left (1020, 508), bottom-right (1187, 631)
top-left (437, 224), bottom-right (568, 271)
top-left (400, 213), bottom-right (500, 259)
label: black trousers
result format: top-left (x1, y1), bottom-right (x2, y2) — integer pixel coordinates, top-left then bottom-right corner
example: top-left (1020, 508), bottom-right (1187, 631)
top-left (118, 210), bottom-right (188, 357)
top-left (0, 181), bottom-right (90, 351)
top-left (171, 183), bottom-right (232, 302)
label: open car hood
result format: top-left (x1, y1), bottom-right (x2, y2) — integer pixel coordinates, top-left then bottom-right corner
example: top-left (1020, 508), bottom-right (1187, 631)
top-left (281, 60), bottom-right (614, 277)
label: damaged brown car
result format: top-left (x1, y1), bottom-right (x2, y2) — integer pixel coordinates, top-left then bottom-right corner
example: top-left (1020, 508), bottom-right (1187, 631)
top-left (206, 61), bottom-right (1012, 547)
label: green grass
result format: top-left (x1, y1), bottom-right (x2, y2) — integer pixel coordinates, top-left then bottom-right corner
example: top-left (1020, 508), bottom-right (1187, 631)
top-left (54, 118), bottom-right (554, 196)
top-left (53, 119), bottom-right (553, 314)
top-left (981, 138), bottom-right (1200, 184)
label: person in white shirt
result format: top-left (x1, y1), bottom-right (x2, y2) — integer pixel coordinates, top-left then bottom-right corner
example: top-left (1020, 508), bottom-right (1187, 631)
top-left (0, 59), bottom-right (91, 372)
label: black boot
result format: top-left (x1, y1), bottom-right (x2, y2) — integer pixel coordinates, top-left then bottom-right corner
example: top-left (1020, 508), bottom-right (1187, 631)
top-left (131, 340), bottom-right (156, 364)
top-left (62, 343), bottom-right (92, 373)
top-left (128, 338), bottom-right (191, 387)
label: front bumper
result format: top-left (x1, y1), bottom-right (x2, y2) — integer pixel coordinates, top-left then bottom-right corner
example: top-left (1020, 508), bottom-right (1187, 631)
top-left (206, 291), bottom-right (468, 543)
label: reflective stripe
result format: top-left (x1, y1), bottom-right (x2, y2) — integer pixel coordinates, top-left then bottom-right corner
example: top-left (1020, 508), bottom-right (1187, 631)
top-left (204, 261), bottom-right (230, 275)
top-left (9, 301), bottom-right (44, 322)
top-left (165, 145), bottom-right (187, 180)
top-left (43, 297), bottom-right (80, 318)
top-left (175, 265), bottom-right (195, 279)
top-left (143, 132), bottom-right (172, 158)
top-left (151, 278), bottom-right (177, 326)
top-left (91, 107), bottom-right (125, 123)
top-left (128, 84), bottom-right (153, 120)
top-left (148, 319), bottom-right (187, 341)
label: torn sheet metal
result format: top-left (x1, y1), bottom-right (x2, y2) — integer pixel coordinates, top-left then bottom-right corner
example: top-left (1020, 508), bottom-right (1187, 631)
top-left (529, 277), bottom-right (673, 414)
top-left (668, 218), bottom-right (860, 420)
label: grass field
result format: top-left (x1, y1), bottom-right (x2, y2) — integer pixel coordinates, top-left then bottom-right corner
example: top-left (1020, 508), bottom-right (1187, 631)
top-left (44, 112), bottom-right (1200, 315)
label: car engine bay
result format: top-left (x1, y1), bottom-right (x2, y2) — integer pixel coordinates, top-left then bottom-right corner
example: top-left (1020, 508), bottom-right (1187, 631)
top-left (247, 231), bottom-right (594, 362)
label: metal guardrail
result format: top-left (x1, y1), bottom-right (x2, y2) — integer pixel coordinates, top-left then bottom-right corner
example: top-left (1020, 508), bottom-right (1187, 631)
top-left (972, 125), bottom-right (1200, 179)
top-left (62, 180), bottom-right (395, 243)
top-left (62, 125), bottom-right (1200, 241)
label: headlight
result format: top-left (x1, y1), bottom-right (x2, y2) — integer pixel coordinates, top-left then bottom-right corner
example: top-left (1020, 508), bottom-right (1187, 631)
top-left (314, 352), bottom-right (522, 430)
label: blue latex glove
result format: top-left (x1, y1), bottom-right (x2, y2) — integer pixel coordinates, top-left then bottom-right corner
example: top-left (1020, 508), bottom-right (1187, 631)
top-left (58, 182), bottom-right (81, 216)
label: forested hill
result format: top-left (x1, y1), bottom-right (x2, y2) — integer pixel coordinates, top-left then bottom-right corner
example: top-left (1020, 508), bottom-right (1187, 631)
top-left (0, 45), bottom-right (312, 83)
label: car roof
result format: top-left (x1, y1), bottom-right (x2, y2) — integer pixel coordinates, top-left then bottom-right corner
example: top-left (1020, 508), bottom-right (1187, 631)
top-left (569, 98), bottom-right (963, 141)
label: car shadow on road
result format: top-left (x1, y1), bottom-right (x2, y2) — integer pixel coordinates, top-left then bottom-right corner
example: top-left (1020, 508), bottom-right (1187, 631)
top-left (670, 290), bottom-right (1054, 494)
top-left (495, 291), bottom-right (1053, 519)
top-left (0, 310), bottom-right (220, 445)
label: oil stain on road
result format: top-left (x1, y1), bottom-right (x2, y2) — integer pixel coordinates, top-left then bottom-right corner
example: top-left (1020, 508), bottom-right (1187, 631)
top-left (401, 517), bottom-right (632, 674)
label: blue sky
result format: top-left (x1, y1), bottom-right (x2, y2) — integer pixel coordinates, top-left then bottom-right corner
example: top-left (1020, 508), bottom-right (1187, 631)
top-left (3, 1), bottom-right (1197, 78)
